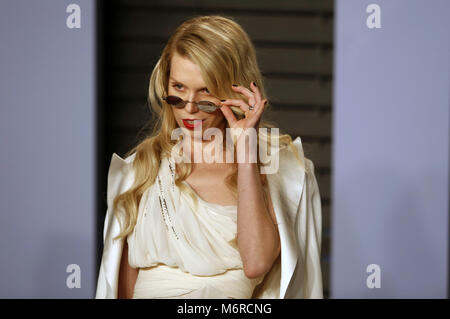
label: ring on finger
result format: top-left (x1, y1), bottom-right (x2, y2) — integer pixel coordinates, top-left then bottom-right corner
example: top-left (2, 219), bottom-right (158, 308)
top-left (249, 105), bottom-right (254, 110)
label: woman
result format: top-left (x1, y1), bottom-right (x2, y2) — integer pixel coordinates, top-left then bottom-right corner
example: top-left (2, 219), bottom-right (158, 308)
top-left (96, 15), bottom-right (323, 299)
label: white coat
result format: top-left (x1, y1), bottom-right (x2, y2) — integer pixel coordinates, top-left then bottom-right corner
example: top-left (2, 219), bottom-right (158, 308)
top-left (95, 136), bottom-right (323, 299)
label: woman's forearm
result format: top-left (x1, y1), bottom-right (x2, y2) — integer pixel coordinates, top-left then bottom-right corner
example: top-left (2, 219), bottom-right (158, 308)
top-left (118, 242), bottom-right (139, 299)
top-left (236, 161), bottom-right (280, 279)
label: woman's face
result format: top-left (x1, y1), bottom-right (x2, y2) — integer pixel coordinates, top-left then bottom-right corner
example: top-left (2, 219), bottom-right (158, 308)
top-left (168, 52), bottom-right (227, 139)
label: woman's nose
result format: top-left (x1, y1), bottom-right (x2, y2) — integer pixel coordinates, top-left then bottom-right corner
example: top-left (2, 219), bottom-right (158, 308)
top-left (184, 95), bottom-right (199, 113)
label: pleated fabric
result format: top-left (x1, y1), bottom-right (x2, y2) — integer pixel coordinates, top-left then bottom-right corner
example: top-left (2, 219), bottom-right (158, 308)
top-left (128, 155), bottom-right (265, 299)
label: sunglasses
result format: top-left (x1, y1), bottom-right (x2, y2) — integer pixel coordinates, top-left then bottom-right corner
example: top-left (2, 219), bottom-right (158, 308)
top-left (162, 95), bottom-right (244, 116)
top-left (162, 95), bottom-right (242, 115)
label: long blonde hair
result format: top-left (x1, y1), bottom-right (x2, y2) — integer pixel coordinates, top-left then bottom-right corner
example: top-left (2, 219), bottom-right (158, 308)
top-left (112, 15), bottom-right (301, 240)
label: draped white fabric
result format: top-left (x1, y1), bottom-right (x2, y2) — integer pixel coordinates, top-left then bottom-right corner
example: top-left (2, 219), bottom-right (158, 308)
top-left (127, 154), bottom-right (264, 298)
top-left (132, 264), bottom-right (260, 299)
top-left (95, 136), bottom-right (323, 299)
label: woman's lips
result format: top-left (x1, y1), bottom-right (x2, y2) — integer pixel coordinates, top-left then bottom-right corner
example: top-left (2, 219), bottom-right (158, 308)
top-left (182, 119), bottom-right (204, 130)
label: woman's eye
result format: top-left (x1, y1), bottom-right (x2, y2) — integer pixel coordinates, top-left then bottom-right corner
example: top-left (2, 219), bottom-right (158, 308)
top-left (173, 84), bottom-right (183, 90)
top-left (203, 88), bottom-right (210, 94)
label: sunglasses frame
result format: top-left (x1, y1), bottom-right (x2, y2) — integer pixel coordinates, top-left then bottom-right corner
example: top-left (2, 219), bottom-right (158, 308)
top-left (162, 95), bottom-right (221, 113)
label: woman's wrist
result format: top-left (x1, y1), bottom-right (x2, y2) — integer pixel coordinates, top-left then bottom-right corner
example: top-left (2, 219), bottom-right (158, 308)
top-left (237, 161), bottom-right (258, 170)
top-left (234, 133), bottom-right (259, 164)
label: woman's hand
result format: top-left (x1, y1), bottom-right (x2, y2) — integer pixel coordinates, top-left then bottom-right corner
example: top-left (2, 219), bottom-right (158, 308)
top-left (219, 82), bottom-right (267, 148)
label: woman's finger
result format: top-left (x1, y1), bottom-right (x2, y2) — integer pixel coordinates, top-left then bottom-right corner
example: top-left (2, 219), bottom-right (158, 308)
top-left (255, 99), bottom-right (267, 118)
top-left (231, 84), bottom-right (257, 109)
top-left (221, 98), bottom-right (252, 113)
top-left (219, 104), bottom-right (238, 126)
top-left (249, 81), bottom-right (262, 105)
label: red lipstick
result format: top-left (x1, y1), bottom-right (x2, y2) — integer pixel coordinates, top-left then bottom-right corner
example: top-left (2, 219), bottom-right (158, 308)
top-left (182, 119), bottom-right (204, 130)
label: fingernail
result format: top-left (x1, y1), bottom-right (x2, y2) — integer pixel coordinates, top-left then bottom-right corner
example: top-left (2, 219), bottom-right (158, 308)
top-left (232, 84), bottom-right (238, 87)
top-left (253, 81), bottom-right (257, 87)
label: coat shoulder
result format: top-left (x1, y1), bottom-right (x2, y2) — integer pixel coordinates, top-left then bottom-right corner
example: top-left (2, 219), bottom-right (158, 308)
top-left (109, 152), bottom-right (136, 172)
top-left (277, 136), bottom-right (312, 174)
top-left (106, 152), bottom-right (137, 207)
top-left (108, 152), bottom-right (136, 183)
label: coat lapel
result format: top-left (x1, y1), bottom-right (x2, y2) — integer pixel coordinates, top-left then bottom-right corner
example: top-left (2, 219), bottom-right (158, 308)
top-left (265, 136), bottom-right (305, 298)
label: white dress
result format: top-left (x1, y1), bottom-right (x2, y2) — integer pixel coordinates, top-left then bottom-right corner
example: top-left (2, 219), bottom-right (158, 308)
top-left (127, 155), bottom-right (265, 299)
top-left (96, 136), bottom-right (323, 299)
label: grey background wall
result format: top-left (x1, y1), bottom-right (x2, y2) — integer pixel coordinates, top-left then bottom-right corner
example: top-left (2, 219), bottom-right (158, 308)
top-left (0, 0), bottom-right (96, 297)
top-left (100, 0), bottom-right (334, 297)
top-left (331, 0), bottom-right (449, 298)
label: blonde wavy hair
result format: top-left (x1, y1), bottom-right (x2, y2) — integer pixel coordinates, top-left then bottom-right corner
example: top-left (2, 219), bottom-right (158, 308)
top-left (113, 15), bottom-right (303, 240)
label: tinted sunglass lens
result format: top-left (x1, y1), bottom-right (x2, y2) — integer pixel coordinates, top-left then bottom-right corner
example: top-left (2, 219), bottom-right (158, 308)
top-left (165, 96), bottom-right (184, 107)
top-left (197, 101), bottom-right (218, 113)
